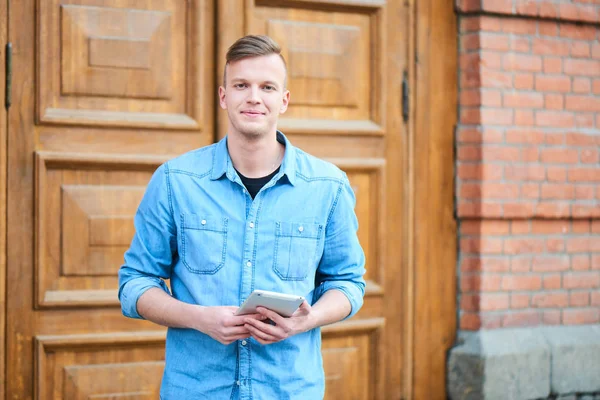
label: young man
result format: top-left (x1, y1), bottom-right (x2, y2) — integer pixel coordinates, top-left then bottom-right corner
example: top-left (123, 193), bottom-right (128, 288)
top-left (118, 35), bottom-right (366, 399)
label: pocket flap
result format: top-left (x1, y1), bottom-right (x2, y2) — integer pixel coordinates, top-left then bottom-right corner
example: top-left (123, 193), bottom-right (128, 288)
top-left (276, 221), bottom-right (323, 239)
top-left (182, 214), bottom-right (228, 232)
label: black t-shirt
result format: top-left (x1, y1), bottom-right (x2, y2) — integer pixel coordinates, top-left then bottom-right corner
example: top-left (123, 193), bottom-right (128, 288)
top-left (236, 166), bottom-right (280, 199)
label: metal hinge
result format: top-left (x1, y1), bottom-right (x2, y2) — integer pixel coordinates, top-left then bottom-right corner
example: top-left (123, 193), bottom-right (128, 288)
top-left (402, 70), bottom-right (409, 122)
top-left (5, 43), bottom-right (12, 109)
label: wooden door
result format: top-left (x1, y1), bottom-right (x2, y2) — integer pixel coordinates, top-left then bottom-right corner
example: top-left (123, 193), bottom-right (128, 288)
top-left (217, 1), bottom-right (410, 399)
top-left (7, 0), bottom-right (214, 398)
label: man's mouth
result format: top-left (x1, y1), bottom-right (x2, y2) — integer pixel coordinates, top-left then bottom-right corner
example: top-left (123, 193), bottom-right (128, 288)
top-left (241, 110), bottom-right (265, 117)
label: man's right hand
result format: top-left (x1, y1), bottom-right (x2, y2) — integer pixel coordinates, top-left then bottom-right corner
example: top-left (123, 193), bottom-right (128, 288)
top-left (194, 306), bottom-right (265, 345)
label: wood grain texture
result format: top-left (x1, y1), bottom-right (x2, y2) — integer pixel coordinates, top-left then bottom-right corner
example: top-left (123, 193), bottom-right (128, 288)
top-left (413, 0), bottom-right (458, 398)
top-left (0, 0), bottom-right (7, 397)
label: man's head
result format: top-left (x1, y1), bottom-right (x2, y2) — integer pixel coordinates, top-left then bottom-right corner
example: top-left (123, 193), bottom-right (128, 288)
top-left (219, 35), bottom-right (290, 140)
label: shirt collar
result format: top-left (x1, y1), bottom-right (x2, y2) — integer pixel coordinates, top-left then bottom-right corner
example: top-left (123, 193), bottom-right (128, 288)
top-left (210, 131), bottom-right (297, 186)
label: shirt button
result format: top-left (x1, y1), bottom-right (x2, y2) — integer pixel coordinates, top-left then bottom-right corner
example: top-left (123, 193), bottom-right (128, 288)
top-left (298, 226), bottom-right (304, 232)
top-left (249, 222), bottom-right (254, 228)
top-left (241, 340), bottom-right (247, 346)
top-left (201, 219), bottom-right (206, 225)
top-left (246, 261), bottom-right (252, 267)
top-left (236, 380), bottom-right (241, 386)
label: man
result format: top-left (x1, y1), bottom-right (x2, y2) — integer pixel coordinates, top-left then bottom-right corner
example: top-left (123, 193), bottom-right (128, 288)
top-left (118, 35), bottom-right (366, 399)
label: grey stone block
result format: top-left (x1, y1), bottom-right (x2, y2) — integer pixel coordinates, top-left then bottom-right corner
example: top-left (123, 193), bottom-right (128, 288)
top-left (557, 395), bottom-right (576, 400)
top-left (448, 328), bottom-right (551, 400)
top-left (541, 325), bottom-right (600, 394)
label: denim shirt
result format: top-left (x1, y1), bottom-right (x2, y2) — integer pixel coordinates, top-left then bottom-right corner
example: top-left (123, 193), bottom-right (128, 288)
top-left (118, 132), bottom-right (366, 400)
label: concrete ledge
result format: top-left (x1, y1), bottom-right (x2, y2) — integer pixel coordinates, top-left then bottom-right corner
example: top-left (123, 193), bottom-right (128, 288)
top-left (448, 325), bottom-right (600, 400)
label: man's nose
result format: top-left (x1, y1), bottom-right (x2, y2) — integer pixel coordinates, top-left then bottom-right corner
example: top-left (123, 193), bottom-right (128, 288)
top-left (247, 86), bottom-right (261, 103)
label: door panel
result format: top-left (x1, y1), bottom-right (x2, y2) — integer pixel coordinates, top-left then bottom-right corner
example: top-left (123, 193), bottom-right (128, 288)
top-left (8, 0), bottom-right (213, 398)
top-left (217, 1), bottom-right (408, 399)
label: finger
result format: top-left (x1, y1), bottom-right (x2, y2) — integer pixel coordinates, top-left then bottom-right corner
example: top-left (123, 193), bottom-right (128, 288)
top-left (251, 335), bottom-right (276, 346)
top-left (226, 313), bottom-right (264, 327)
top-left (224, 325), bottom-right (252, 336)
top-left (256, 307), bottom-right (287, 326)
top-left (224, 333), bottom-right (251, 342)
top-left (245, 323), bottom-right (278, 342)
top-left (244, 316), bottom-right (281, 335)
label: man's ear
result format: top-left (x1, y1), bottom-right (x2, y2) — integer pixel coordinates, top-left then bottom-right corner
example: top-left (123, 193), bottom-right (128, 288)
top-left (280, 90), bottom-right (290, 114)
top-left (218, 86), bottom-right (227, 110)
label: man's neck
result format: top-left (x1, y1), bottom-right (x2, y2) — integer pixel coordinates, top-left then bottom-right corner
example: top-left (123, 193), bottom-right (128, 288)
top-left (227, 131), bottom-right (284, 178)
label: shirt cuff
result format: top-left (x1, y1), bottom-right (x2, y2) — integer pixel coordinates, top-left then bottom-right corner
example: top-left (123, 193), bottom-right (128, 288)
top-left (315, 280), bottom-right (365, 320)
top-left (119, 277), bottom-right (171, 319)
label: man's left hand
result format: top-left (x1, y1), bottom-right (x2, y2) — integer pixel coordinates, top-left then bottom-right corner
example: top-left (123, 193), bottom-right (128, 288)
top-left (243, 300), bottom-right (314, 345)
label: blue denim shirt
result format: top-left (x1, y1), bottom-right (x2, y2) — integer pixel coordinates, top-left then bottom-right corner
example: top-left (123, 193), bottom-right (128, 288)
top-left (118, 132), bottom-right (366, 400)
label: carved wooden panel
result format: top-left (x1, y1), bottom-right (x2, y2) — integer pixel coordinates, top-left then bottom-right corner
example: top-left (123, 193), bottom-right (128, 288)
top-left (248, 1), bottom-right (385, 135)
top-left (332, 158), bottom-right (386, 295)
top-left (35, 152), bottom-right (170, 308)
top-left (37, 0), bottom-right (212, 129)
top-left (35, 331), bottom-right (166, 400)
top-left (322, 318), bottom-right (385, 400)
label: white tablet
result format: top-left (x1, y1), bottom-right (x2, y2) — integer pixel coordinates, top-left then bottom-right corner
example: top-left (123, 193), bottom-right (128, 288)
top-left (235, 290), bottom-right (304, 317)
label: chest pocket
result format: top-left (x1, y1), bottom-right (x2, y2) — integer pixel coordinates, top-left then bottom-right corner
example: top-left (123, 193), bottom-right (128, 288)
top-left (273, 221), bottom-right (323, 281)
top-left (180, 214), bottom-right (228, 274)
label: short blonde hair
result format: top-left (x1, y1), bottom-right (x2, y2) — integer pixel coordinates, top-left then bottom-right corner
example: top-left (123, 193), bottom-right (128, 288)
top-left (223, 35), bottom-right (287, 87)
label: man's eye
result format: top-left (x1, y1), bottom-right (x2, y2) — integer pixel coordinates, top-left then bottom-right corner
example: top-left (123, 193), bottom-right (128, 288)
top-left (234, 83), bottom-right (247, 89)
top-left (264, 85), bottom-right (275, 91)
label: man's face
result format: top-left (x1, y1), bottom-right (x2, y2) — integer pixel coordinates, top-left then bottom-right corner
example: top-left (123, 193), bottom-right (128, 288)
top-left (219, 54), bottom-right (290, 140)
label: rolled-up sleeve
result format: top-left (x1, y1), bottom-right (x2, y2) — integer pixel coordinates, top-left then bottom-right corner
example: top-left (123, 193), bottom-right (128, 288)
top-left (118, 163), bottom-right (176, 319)
top-left (314, 175), bottom-right (366, 319)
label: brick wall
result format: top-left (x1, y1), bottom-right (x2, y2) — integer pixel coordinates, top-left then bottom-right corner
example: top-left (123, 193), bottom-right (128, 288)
top-left (456, 0), bottom-right (600, 330)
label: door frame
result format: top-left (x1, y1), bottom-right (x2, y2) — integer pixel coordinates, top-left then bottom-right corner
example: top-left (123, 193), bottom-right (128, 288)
top-left (1, 0), bottom-right (7, 397)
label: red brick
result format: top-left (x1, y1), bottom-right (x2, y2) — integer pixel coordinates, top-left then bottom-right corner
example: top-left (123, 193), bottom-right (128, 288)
top-left (461, 220), bottom-right (510, 235)
top-left (540, 149), bottom-right (579, 164)
top-left (594, 79), bottom-right (600, 94)
top-left (511, 293), bottom-right (530, 309)
top-left (522, 147), bottom-right (540, 162)
top-left (563, 308), bottom-right (600, 325)
top-left (480, 34), bottom-right (510, 51)
top-left (481, 109), bottom-right (514, 125)
top-left (462, 274), bottom-right (503, 292)
top-left (502, 310), bottom-right (541, 327)
top-left (575, 185), bottom-right (596, 199)
top-left (460, 237), bottom-right (504, 254)
top-left (570, 291), bottom-right (590, 307)
top-left (480, 293), bottom-right (510, 311)
top-left (581, 149), bottom-right (599, 164)
top-left (591, 292), bottom-right (600, 306)
top-left (532, 255), bottom-right (570, 272)
top-left (457, 128), bottom-right (503, 144)
top-left (566, 132), bottom-right (598, 146)
top-left (515, 0), bottom-right (538, 16)
top-left (573, 78), bottom-right (592, 93)
top-left (482, 91), bottom-right (504, 106)
top-left (501, 275), bottom-right (542, 290)
top-left (479, 16), bottom-right (503, 32)
top-left (539, 2), bottom-right (560, 18)
top-left (458, 163), bottom-right (504, 180)
top-left (480, 51), bottom-right (504, 69)
top-left (504, 238), bottom-right (545, 255)
top-left (503, 54), bottom-right (543, 72)
top-left (544, 94), bottom-right (564, 110)
top-left (572, 205), bottom-right (600, 219)
top-left (541, 184), bottom-right (575, 200)
top-left (514, 73), bottom-right (534, 89)
top-left (461, 108), bottom-right (481, 124)
top-left (593, 255), bottom-right (600, 270)
top-left (502, 19), bottom-right (537, 35)
top-left (461, 293), bottom-right (480, 311)
top-left (511, 37), bottom-right (531, 53)
top-left (575, 113), bottom-right (595, 128)
top-left (563, 272), bottom-right (600, 289)
top-left (572, 255), bottom-right (591, 271)
top-left (572, 220), bottom-right (591, 233)
top-left (534, 202), bottom-right (571, 218)
top-left (559, 24), bottom-right (597, 40)
top-left (460, 17), bottom-right (481, 33)
top-left (461, 33), bottom-right (480, 51)
top-left (503, 202), bottom-right (536, 218)
top-left (482, 146), bottom-right (521, 161)
top-left (566, 95), bottom-right (600, 112)
top-left (460, 89), bottom-right (481, 106)
top-left (532, 38), bottom-right (570, 56)
top-left (460, 312), bottom-right (481, 330)
top-left (511, 221), bottom-right (531, 234)
top-left (505, 129), bottom-right (544, 144)
top-left (593, 43), bottom-right (600, 59)
top-left (543, 310), bottom-right (561, 325)
top-left (575, 4), bottom-right (598, 23)
top-left (504, 164), bottom-right (545, 181)
top-left (543, 274), bottom-right (562, 289)
top-left (547, 167), bottom-right (567, 182)
top-left (543, 57), bottom-right (562, 74)
top-left (564, 59), bottom-right (600, 76)
top-left (481, 258), bottom-right (511, 272)
top-left (457, 202), bottom-right (503, 218)
top-left (547, 238), bottom-right (566, 252)
top-left (568, 168), bottom-right (600, 182)
top-left (504, 92), bottom-right (544, 108)
top-left (535, 111), bottom-right (575, 128)
top-left (531, 220), bottom-right (569, 233)
top-left (480, 313), bottom-right (503, 329)
top-left (558, 3), bottom-right (581, 21)
top-left (535, 75), bottom-right (571, 92)
top-left (566, 237), bottom-right (592, 252)
top-left (593, 221), bottom-right (600, 233)
top-left (458, 145), bottom-right (482, 161)
top-left (511, 256), bottom-right (532, 272)
top-left (460, 52), bottom-right (481, 70)
top-left (545, 133), bottom-right (565, 145)
top-left (460, 257), bottom-right (481, 273)
top-left (538, 21), bottom-right (558, 36)
top-left (532, 291), bottom-right (569, 307)
top-left (484, 183), bottom-right (520, 199)
top-left (481, 70), bottom-right (514, 88)
top-left (571, 42), bottom-right (591, 58)
top-left (515, 110), bottom-right (535, 126)
top-left (521, 183), bottom-right (541, 198)
top-left (461, 69), bottom-right (481, 88)
top-left (481, 0), bottom-right (512, 13)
